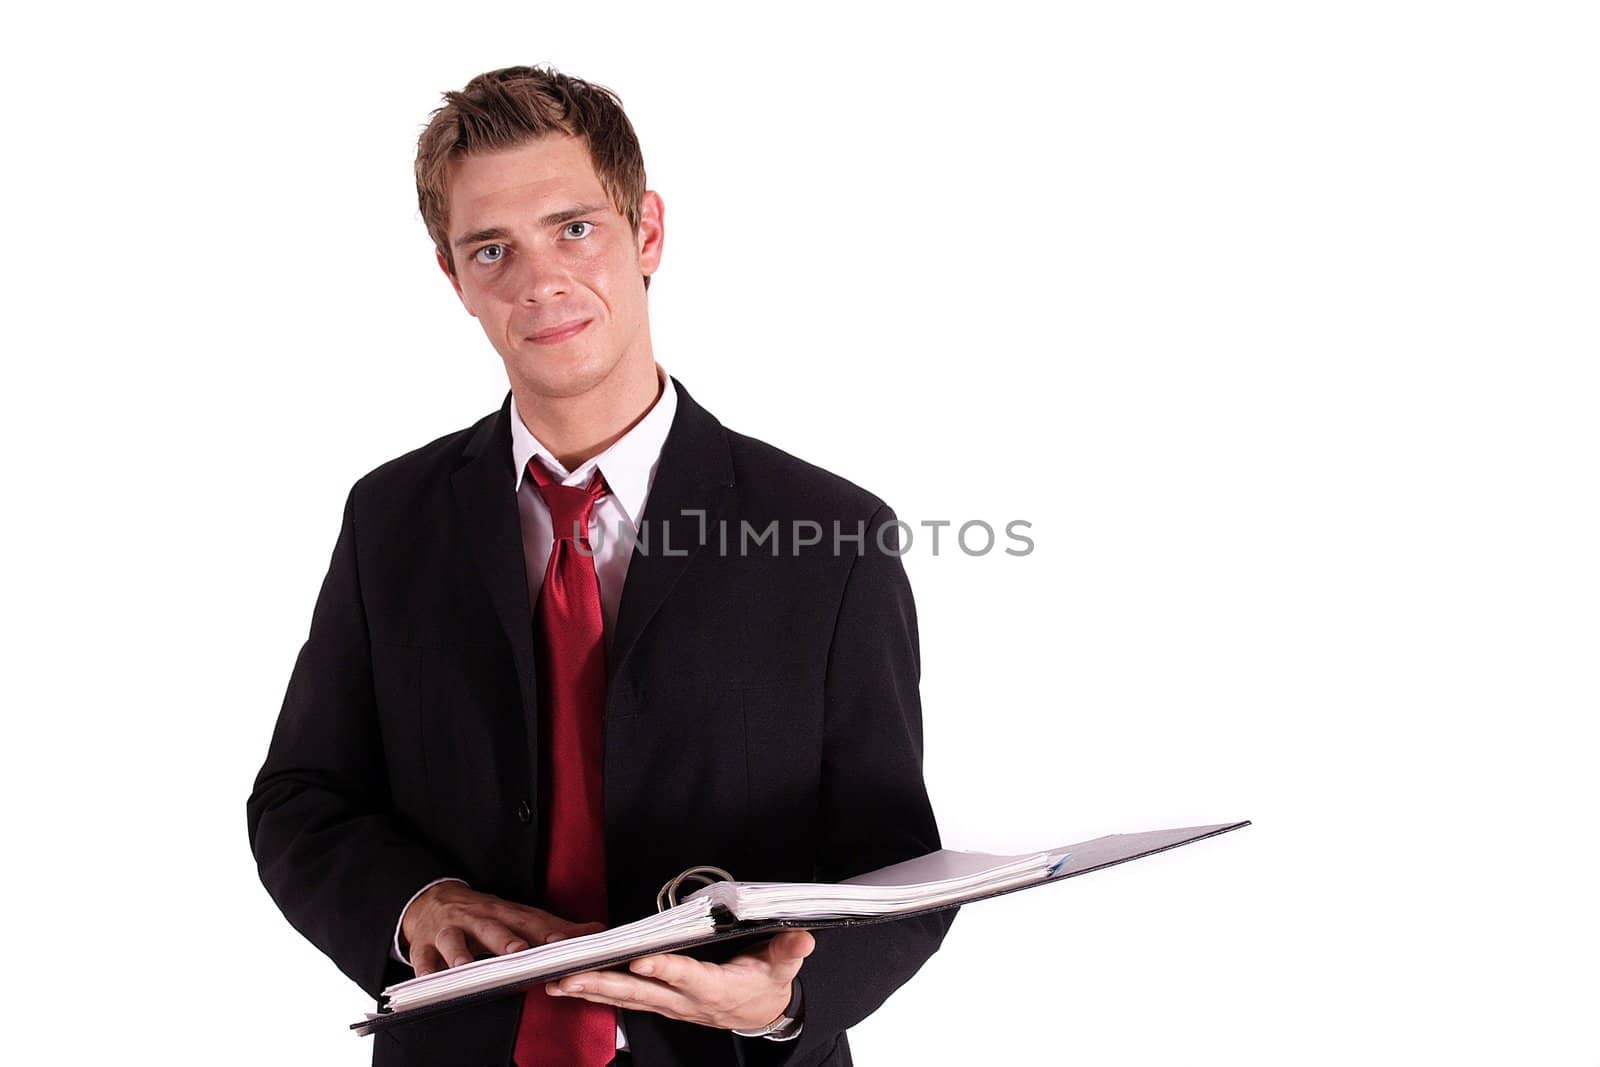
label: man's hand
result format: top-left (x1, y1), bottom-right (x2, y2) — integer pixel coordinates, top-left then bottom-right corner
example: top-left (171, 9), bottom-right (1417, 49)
top-left (400, 882), bottom-right (606, 977)
top-left (544, 929), bottom-right (815, 1032)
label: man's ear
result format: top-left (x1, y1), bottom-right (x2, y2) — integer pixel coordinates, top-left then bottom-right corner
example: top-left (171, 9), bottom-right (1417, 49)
top-left (636, 191), bottom-right (665, 278)
top-left (437, 248), bottom-right (476, 317)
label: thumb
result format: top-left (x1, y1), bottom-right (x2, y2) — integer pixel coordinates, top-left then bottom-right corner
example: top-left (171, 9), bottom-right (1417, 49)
top-left (544, 920), bottom-right (607, 944)
top-left (766, 930), bottom-right (816, 965)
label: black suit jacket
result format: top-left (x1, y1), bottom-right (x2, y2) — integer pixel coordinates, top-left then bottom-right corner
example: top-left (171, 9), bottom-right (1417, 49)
top-left (247, 378), bottom-right (954, 1067)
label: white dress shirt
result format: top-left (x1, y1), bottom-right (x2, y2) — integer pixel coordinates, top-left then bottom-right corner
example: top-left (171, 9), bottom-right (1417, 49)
top-left (394, 364), bottom-right (678, 1053)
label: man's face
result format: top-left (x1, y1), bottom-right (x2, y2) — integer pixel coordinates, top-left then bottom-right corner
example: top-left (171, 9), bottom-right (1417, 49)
top-left (440, 134), bottom-right (663, 399)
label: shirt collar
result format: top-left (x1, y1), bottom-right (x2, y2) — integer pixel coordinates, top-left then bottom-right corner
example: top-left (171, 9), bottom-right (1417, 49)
top-left (509, 363), bottom-right (678, 530)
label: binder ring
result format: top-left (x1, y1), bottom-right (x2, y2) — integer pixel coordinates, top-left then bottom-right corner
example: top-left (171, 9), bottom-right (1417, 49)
top-left (656, 865), bottom-right (734, 912)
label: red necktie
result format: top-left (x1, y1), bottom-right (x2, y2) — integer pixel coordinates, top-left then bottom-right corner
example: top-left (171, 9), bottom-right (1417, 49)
top-left (514, 457), bottom-right (616, 1067)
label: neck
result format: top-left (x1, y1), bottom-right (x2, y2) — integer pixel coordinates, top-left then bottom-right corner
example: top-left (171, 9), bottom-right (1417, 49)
top-left (510, 347), bottom-right (662, 471)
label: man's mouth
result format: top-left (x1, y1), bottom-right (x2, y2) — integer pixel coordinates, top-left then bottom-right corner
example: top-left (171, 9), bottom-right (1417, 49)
top-left (525, 319), bottom-right (592, 345)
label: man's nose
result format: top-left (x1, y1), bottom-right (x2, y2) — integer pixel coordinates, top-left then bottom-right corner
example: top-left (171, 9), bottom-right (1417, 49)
top-left (509, 248), bottom-right (569, 302)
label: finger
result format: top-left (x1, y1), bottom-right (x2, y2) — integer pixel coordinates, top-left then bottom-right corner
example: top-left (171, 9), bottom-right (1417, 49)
top-left (627, 952), bottom-right (721, 992)
top-left (765, 930), bottom-right (816, 965)
top-left (760, 931), bottom-right (814, 985)
top-left (557, 919), bottom-right (609, 938)
top-left (628, 950), bottom-right (778, 1019)
top-left (503, 911), bottom-right (605, 947)
top-left (411, 943), bottom-right (446, 977)
top-left (499, 911), bottom-right (556, 947)
top-left (723, 931), bottom-right (814, 972)
top-left (543, 920), bottom-right (607, 945)
top-left (546, 972), bottom-right (698, 1021)
top-left (469, 917), bottom-right (529, 956)
top-left (436, 925), bottom-right (475, 969)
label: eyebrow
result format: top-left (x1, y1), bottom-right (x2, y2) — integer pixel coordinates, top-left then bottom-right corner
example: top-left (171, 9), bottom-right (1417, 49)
top-left (452, 203), bottom-right (609, 249)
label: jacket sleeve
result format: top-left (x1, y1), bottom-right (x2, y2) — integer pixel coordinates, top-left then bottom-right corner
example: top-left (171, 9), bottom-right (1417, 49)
top-left (246, 484), bottom-right (457, 999)
top-left (736, 502), bottom-right (957, 1065)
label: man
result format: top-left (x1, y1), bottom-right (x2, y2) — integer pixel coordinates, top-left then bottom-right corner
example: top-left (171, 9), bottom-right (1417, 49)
top-left (247, 65), bottom-right (952, 1067)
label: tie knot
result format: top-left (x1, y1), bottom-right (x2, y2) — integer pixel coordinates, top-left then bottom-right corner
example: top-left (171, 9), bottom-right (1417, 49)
top-left (526, 457), bottom-right (609, 541)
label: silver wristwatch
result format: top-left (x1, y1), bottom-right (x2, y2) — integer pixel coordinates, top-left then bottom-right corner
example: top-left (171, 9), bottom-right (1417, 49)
top-left (732, 981), bottom-right (804, 1042)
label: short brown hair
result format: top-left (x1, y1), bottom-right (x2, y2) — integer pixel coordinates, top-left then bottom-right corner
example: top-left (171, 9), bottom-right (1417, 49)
top-left (415, 65), bottom-right (648, 282)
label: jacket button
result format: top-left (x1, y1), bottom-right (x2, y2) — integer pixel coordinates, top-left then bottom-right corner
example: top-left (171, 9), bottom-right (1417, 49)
top-left (516, 800), bottom-right (533, 824)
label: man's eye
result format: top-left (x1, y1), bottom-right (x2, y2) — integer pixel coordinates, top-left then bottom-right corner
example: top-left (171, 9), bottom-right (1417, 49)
top-left (563, 221), bottom-right (593, 239)
top-left (474, 244), bottom-right (505, 264)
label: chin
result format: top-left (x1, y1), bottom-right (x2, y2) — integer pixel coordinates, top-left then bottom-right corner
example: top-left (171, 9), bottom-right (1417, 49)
top-left (509, 348), bottom-right (623, 400)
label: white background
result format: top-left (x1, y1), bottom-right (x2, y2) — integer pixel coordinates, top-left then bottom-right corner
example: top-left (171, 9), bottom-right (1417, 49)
top-left (3, 2), bottom-right (1596, 1063)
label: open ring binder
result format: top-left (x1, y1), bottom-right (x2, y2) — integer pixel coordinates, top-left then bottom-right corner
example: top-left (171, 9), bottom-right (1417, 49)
top-left (352, 820), bottom-right (1249, 1037)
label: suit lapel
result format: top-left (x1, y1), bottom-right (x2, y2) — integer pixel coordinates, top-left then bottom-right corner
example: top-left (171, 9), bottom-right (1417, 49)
top-left (606, 376), bottom-right (737, 692)
top-left (450, 396), bottom-right (543, 795)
